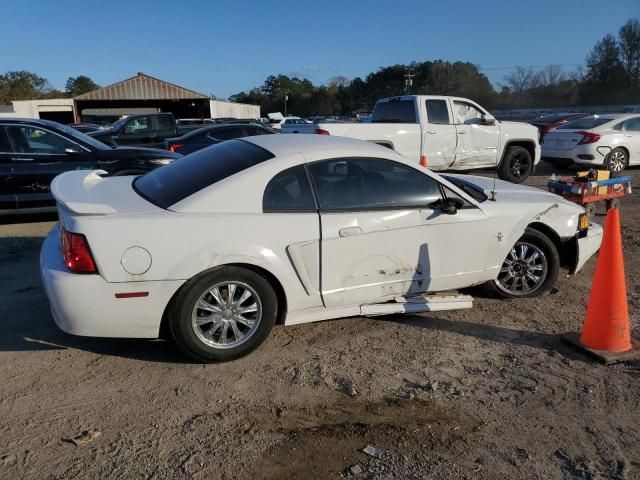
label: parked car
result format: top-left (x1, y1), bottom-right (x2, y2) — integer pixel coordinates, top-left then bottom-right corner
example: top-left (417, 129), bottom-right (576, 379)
top-left (541, 114), bottom-right (640, 172)
top-left (89, 113), bottom-right (179, 148)
top-left (69, 123), bottom-right (104, 134)
top-left (165, 123), bottom-right (277, 154)
top-left (279, 95), bottom-right (541, 183)
top-left (530, 113), bottom-right (587, 141)
top-left (40, 135), bottom-right (601, 362)
top-left (0, 118), bottom-right (180, 215)
top-left (269, 116), bottom-right (311, 129)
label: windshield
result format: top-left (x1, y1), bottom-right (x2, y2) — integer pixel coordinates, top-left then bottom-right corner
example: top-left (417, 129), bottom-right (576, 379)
top-left (45, 121), bottom-right (110, 150)
top-left (558, 116), bottom-right (614, 130)
top-left (134, 140), bottom-right (275, 209)
top-left (371, 100), bottom-right (417, 123)
top-left (442, 175), bottom-right (488, 203)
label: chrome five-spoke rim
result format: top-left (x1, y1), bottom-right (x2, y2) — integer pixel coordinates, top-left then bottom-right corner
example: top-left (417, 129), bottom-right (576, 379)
top-left (495, 242), bottom-right (547, 295)
top-left (192, 282), bottom-right (262, 349)
top-left (608, 151), bottom-right (626, 172)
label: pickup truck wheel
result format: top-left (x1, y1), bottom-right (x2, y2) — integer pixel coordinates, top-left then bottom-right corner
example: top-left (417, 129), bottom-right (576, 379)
top-left (498, 146), bottom-right (533, 184)
top-left (486, 228), bottom-right (559, 299)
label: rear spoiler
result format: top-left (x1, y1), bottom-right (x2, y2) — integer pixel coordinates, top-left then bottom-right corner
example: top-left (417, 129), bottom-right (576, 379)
top-left (51, 170), bottom-right (117, 215)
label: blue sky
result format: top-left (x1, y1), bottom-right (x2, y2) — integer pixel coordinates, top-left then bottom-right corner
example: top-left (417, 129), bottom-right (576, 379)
top-left (0, 0), bottom-right (637, 98)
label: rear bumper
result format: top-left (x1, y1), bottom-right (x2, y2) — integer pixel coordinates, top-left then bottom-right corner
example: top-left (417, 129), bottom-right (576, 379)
top-left (40, 226), bottom-right (185, 338)
top-left (570, 223), bottom-right (603, 274)
top-left (541, 144), bottom-right (607, 166)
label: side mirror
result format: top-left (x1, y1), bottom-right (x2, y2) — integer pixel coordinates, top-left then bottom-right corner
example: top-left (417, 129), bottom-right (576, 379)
top-left (481, 113), bottom-right (496, 125)
top-left (433, 197), bottom-right (464, 215)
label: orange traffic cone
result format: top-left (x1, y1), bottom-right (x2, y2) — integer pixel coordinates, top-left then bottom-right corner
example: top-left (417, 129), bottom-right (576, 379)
top-left (563, 208), bottom-right (640, 364)
top-left (420, 155), bottom-right (428, 167)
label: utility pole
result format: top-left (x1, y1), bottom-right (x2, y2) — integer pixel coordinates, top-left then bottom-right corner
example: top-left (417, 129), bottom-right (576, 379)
top-left (284, 91), bottom-right (288, 116)
top-left (404, 68), bottom-right (415, 95)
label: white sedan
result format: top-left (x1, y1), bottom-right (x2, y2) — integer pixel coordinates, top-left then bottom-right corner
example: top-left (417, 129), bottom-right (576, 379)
top-left (41, 135), bottom-right (602, 361)
top-left (542, 114), bottom-right (640, 172)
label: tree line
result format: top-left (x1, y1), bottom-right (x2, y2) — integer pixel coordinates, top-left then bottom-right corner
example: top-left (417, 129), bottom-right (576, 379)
top-left (231, 18), bottom-right (640, 116)
top-left (0, 73), bottom-right (99, 104)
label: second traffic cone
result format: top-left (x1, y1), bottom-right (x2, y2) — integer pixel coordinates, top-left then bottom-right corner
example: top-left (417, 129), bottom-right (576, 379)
top-left (420, 155), bottom-right (428, 167)
top-left (563, 208), bottom-right (639, 364)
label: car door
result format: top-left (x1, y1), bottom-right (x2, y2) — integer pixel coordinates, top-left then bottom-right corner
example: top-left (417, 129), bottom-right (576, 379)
top-left (621, 116), bottom-right (640, 161)
top-left (308, 157), bottom-right (491, 308)
top-left (422, 99), bottom-right (457, 169)
top-left (0, 128), bottom-right (16, 213)
top-left (154, 115), bottom-right (176, 147)
top-left (452, 100), bottom-right (500, 167)
top-left (4, 124), bottom-right (94, 211)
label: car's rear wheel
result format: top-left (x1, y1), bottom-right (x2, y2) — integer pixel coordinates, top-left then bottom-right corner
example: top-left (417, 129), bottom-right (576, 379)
top-left (604, 148), bottom-right (628, 173)
top-left (486, 228), bottom-right (559, 298)
top-left (498, 146), bottom-right (533, 184)
top-left (168, 267), bottom-right (277, 362)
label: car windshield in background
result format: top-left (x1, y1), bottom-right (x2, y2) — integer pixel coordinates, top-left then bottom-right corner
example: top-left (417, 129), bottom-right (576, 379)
top-left (371, 100), bottom-right (417, 123)
top-left (134, 140), bottom-right (274, 209)
top-left (442, 175), bottom-right (488, 203)
top-left (558, 116), bottom-right (613, 130)
top-left (43, 121), bottom-right (110, 150)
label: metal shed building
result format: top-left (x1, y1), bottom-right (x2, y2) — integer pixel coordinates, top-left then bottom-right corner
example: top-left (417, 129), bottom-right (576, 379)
top-left (74, 72), bottom-right (259, 123)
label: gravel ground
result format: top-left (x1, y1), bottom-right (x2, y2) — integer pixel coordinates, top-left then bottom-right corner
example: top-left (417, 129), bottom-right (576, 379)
top-left (0, 162), bottom-right (639, 480)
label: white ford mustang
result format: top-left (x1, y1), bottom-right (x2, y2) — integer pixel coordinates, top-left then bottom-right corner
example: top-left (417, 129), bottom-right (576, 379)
top-left (41, 135), bottom-right (602, 361)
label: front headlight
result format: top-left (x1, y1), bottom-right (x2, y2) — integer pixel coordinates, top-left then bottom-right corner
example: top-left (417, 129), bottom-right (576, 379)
top-left (149, 158), bottom-right (174, 166)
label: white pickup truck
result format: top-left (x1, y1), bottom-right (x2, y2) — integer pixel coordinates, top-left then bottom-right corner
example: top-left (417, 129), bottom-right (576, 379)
top-left (282, 95), bottom-right (541, 183)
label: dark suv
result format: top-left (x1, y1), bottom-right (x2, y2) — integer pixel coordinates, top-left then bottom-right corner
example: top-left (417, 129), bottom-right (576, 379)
top-left (0, 118), bottom-right (181, 215)
top-left (89, 113), bottom-right (179, 148)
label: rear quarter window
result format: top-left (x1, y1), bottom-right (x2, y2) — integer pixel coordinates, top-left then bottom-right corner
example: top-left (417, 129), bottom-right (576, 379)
top-left (134, 140), bottom-right (274, 208)
top-left (371, 100), bottom-right (417, 123)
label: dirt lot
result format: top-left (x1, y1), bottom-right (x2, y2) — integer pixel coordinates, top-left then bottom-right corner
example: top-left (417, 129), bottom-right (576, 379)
top-left (0, 163), bottom-right (639, 480)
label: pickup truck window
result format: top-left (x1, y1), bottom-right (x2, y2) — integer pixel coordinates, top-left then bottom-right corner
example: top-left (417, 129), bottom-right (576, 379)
top-left (453, 101), bottom-right (482, 125)
top-left (309, 157), bottom-right (441, 211)
top-left (425, 100), bottom-right (450, 124)
top-left (124, 117), bottom-right (152, 134)
top-left (371, 100), bottom-right (417, 124)
top-left (156, 115), bottom-right (174, 130)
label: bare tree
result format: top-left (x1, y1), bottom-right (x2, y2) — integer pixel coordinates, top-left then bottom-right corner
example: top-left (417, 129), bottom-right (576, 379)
top-left (618, 18), bottom-right (640, 86)
top-left (533, 64), bottom-right (567, 87)
top-left (503, 66), bottom-right (536, 93)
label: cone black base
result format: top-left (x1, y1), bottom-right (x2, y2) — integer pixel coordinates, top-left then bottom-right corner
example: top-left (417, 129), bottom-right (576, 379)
top-left (562, 333), bottom-right (640, 365)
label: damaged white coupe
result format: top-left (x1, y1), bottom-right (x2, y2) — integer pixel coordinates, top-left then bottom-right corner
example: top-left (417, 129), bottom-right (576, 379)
top-left (41, 135), bottom-right (602, 361)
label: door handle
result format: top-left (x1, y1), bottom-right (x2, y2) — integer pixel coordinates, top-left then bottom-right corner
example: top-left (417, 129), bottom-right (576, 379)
top-left (458, 131), bottom-right (467, 134)
top-left (339, 227), bottom-right (362, 237)
top-left (11, 157), bottom-right (34, 162)
top-left (625, 134), bottom-right (632, 137)
top-left (426, 130), bottom-right (436, 134)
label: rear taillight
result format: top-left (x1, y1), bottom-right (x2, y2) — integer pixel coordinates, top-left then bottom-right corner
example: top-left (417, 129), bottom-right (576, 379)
top-left (314, 129), bottom-right (330, 135)
top-left (577, 131), bottom-right (601, 145)
top-left (60, 227), bottom-right (97, 273)
top-left (168, 143), bottom-right (183, 153)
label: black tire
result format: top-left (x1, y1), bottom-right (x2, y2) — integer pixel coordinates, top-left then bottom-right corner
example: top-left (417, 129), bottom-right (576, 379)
top-left (485, 228), bottom-right (560, 299)
top-left (604, 147), bottom-right (629, 173)
top-left (168, 266), bottom-right (278, 362)
top-left (498, 146), bottom-right (533, 184)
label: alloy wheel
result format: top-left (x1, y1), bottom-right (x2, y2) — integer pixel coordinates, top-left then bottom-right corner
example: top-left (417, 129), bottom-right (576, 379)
top-left (191, 281), bottom-right (262, 349)
top-left (510, 153), bottom-right (531, 178)
top-left (607, 151), bottom-right (626, 172)
top-left (495, 242), bottom-right (548, 296)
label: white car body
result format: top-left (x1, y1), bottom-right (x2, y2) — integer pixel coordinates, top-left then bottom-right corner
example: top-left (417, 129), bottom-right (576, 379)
top-left (281, 95), bottom-right (541, 175)
top-left (41, 135), bottom-right (600, 344)
top-left (270, 116), bottom-right (308, 130)
top-left (542, 114), bottom-right (640, 171)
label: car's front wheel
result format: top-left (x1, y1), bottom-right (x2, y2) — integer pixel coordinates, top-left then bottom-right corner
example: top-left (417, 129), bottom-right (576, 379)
top-left (168, 266), bottom-right (278, 362)
top-left (498, 146), bottom-right (533, 184)
top-left (486, 228), bottom-right (560, 299)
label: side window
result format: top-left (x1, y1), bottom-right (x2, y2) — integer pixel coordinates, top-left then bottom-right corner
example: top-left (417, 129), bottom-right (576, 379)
top-left (156, 115), bottom-right (174, 130)
top-left (123, 116), bottom-right (152, 134)
top-left (623, 117), bottom-right (640, 131)
top-left (5, 126), bottom-right (77, 155)
top-left (208, 127), bottom-right (243, 141)
top-left (308, 158), bottom-right (442, 211)
top-left (453, 101), bottom-right (483, 125)
top-left (245, 126), bottom-right (272, 136)
top-left (425, 100), bottom-right (450, 124)
top-left (0, 128), bottom-right (10, 153)
top-left (263, 165), bottom-right (316, 212)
